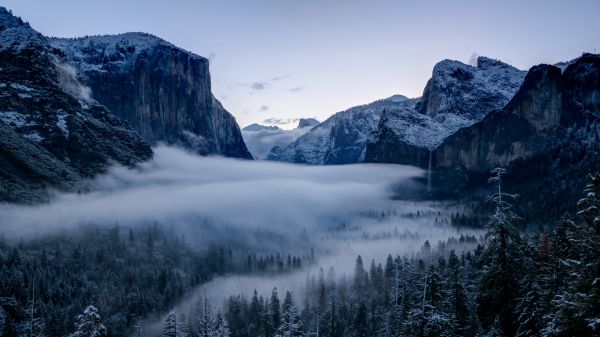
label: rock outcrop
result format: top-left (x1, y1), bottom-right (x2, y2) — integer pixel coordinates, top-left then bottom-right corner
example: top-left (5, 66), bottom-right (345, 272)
top-left (365, 57), bottom-right (526, 165)
top-left (0, 8), bottom-right (152, 202)
top-left (432, 54), bottom-right (600, 192)
top-left (50, 33), bottom-right (252, 159)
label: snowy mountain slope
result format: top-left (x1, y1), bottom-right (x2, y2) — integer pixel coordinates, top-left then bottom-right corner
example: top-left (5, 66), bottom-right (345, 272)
top-left (242, 119), bottom-right (319, 160)
top-left (268, 95), bottom-right (410, 165)
top-left (0, 7), bottom-right (152, 202)
top-left (243, 124), bottom-right (281, 132)
top-left (50, 33), bottom-right (252, 159)
top-left (365, 57), bottom-right (526, 165)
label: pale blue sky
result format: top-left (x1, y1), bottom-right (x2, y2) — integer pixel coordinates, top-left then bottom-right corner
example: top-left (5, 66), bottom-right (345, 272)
top-left (4, 0), bottom-right (599, 128)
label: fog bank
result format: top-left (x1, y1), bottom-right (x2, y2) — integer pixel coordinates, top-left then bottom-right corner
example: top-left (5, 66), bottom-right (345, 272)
top-left (0, 146), bottom-right (423, 238)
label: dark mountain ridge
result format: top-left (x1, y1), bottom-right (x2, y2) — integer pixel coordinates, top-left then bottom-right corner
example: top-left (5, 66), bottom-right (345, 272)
top-left (0, 7), bottom-right (152, 202)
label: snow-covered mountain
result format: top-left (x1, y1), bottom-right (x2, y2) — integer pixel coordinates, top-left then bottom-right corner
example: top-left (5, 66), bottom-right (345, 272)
top-left (268, 95), bottom-right (411, 164)
top-left (364, 57), bottom-right (526, 165)
top-left (50, 33), bottom-right (252, 159)
top-left (243, 124), bottom-right (281, 132)
top-left (297, 118), bottom-right (319, 128)
top-left (243, 119), bottom-right (320, 160)
top-left (432, 53), bottom-right (600, 189)
top-left (0, 8), bottom-right (152, 202)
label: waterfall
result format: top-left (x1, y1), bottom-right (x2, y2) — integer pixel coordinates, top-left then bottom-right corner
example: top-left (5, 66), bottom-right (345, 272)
top-left (427, 150), bottom-right (432, 192)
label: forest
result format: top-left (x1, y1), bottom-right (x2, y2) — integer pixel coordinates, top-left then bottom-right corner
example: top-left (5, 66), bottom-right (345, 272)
top-left (1, 171), bottom-right (593, 337)
top-left (0, 224), bottom-right (309, 336)
top-left (169, 172), bottom-right (600, 337)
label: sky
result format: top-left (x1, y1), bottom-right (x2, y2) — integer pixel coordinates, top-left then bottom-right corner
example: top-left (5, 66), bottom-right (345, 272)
top-left (4, 0), bottom-right (599, 129)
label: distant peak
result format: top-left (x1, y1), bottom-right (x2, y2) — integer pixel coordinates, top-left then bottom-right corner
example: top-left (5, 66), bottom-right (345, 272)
top-left (297, 118), bottom-right (319, 128)
top-left (384, 94), bottom-right (409, 103)
top-left (243, 123), bottom-right (280, 132)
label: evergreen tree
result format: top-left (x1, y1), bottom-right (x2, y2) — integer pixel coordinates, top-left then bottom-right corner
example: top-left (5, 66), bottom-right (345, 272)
top-left (22, 281), bottom-right (44, 337)
top-left (478, 168), bottom-right (522, 337)
top-left (70, 305), bottom-right (107, 337)
top-left (214, 312), bottom-right (231, 337)
top-left (544, 173), bottom-right (600, 336)
top-left (196, 289), bottom-right (217, 337)
top-left (163, 310), bottom-right (178, 337)
top-left (270, 288), bottom-right (281, 334)
top-left (277, 292), bottom-right (304, 337)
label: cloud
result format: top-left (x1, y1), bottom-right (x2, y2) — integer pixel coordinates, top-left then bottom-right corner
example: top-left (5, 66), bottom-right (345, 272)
top-left (259, 105), bottom-right (269, 112)
top-left (469, 52), bottom-right (480, 66)
top-left (251, 82), bottom-right (266, 90)
top-left (289, 86), bottom-right (306, 93)
top-left (243, 74), bottom-right (291, 91)
top-left (0, 146), bottom-right (424, 239)
top-left (53, 60), bottom-right (92, 101)
top-left (242, 126), bottom-right (312, 160)
top-left (263, 117), bottom-right (299, 126)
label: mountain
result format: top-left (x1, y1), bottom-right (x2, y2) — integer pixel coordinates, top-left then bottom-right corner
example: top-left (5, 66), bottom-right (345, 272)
top-left (0, 7), bottom-right (152, 202)
top-left (364, 57), bottom-right (526, 166)
top-left (297, 118), bottom-right (319, 128)
top-left (242, 119), bottom-right (319, 160)
top-left (431, 54), bottom-right (600, 221)
top-left (243, 123), bottom-right (281, 131)
top-left (49, 33), bottom-right (252, 159)
top-left (268, 95), bottom-right (409, 164)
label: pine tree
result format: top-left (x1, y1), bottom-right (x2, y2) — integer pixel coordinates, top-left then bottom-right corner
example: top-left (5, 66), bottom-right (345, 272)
top-left (515, 236), bottom-right (550, 337)
top-left (277, 291), bottom-right (304, 337)
top-left (214, 312), bottom-right (231, 337)
top-left (544, 174), bottom-right (600, 336)
top-left (447, 250), bottom-right (474, 337)
top-left (353, 256), bottom-right (367, 300)
top-left (70, 305), bottom-right (107, 337)
top-left (249, 289), bottom-right (262, 337)
top-left (270, 287), bottom-right (281, 334)
top-left (477, 168), bottom-right (522, 337)
top-left (22, 280), bottom-right (44, 337)
top-left (575, 173), bottom-right (600, 333)
top-left (196, 289), bottom-right (217, 337)
top-left (163, 310), bottom-right (178, 337)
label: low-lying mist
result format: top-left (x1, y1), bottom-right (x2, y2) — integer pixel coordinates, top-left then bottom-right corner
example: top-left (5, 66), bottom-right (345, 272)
top-left (0, 145), bottom-right (424, 239)
top-left (0, 145), bottom-right (482, 337)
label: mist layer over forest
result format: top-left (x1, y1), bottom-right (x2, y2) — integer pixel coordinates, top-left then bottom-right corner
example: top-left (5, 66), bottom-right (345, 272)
top-left (0, 146), bottom-right (477, 336)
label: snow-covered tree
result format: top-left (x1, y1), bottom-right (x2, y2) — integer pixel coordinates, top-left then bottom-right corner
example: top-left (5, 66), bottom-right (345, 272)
top-left (478, 168), bottom-right (522, 337)
top-left (196, 289), bottom-right (216, 337)
top-left (543, 173), bottom-right (600, 335)
top-left (270, 287), bottom-right (281, 332)
top-left (163, 310), bottom-right (178, 337)
top-left (214, 312), bottom-right (231, 337)
top-left (277, 291), bottom-right (304, 337)
top-left (21, 281), bottom-right (44, 337)
top-left (70, 305), bottom-right (107, 337)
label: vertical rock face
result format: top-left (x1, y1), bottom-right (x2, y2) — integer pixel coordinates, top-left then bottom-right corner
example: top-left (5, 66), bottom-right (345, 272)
top-left (0, 8), bottom-right (152, 202)
top-left (50, 34), bottom-right (252, 159)
top-left (365, 57), bottom-right (526, 166)
top-left (432, 54), bottom-right (600, 192)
